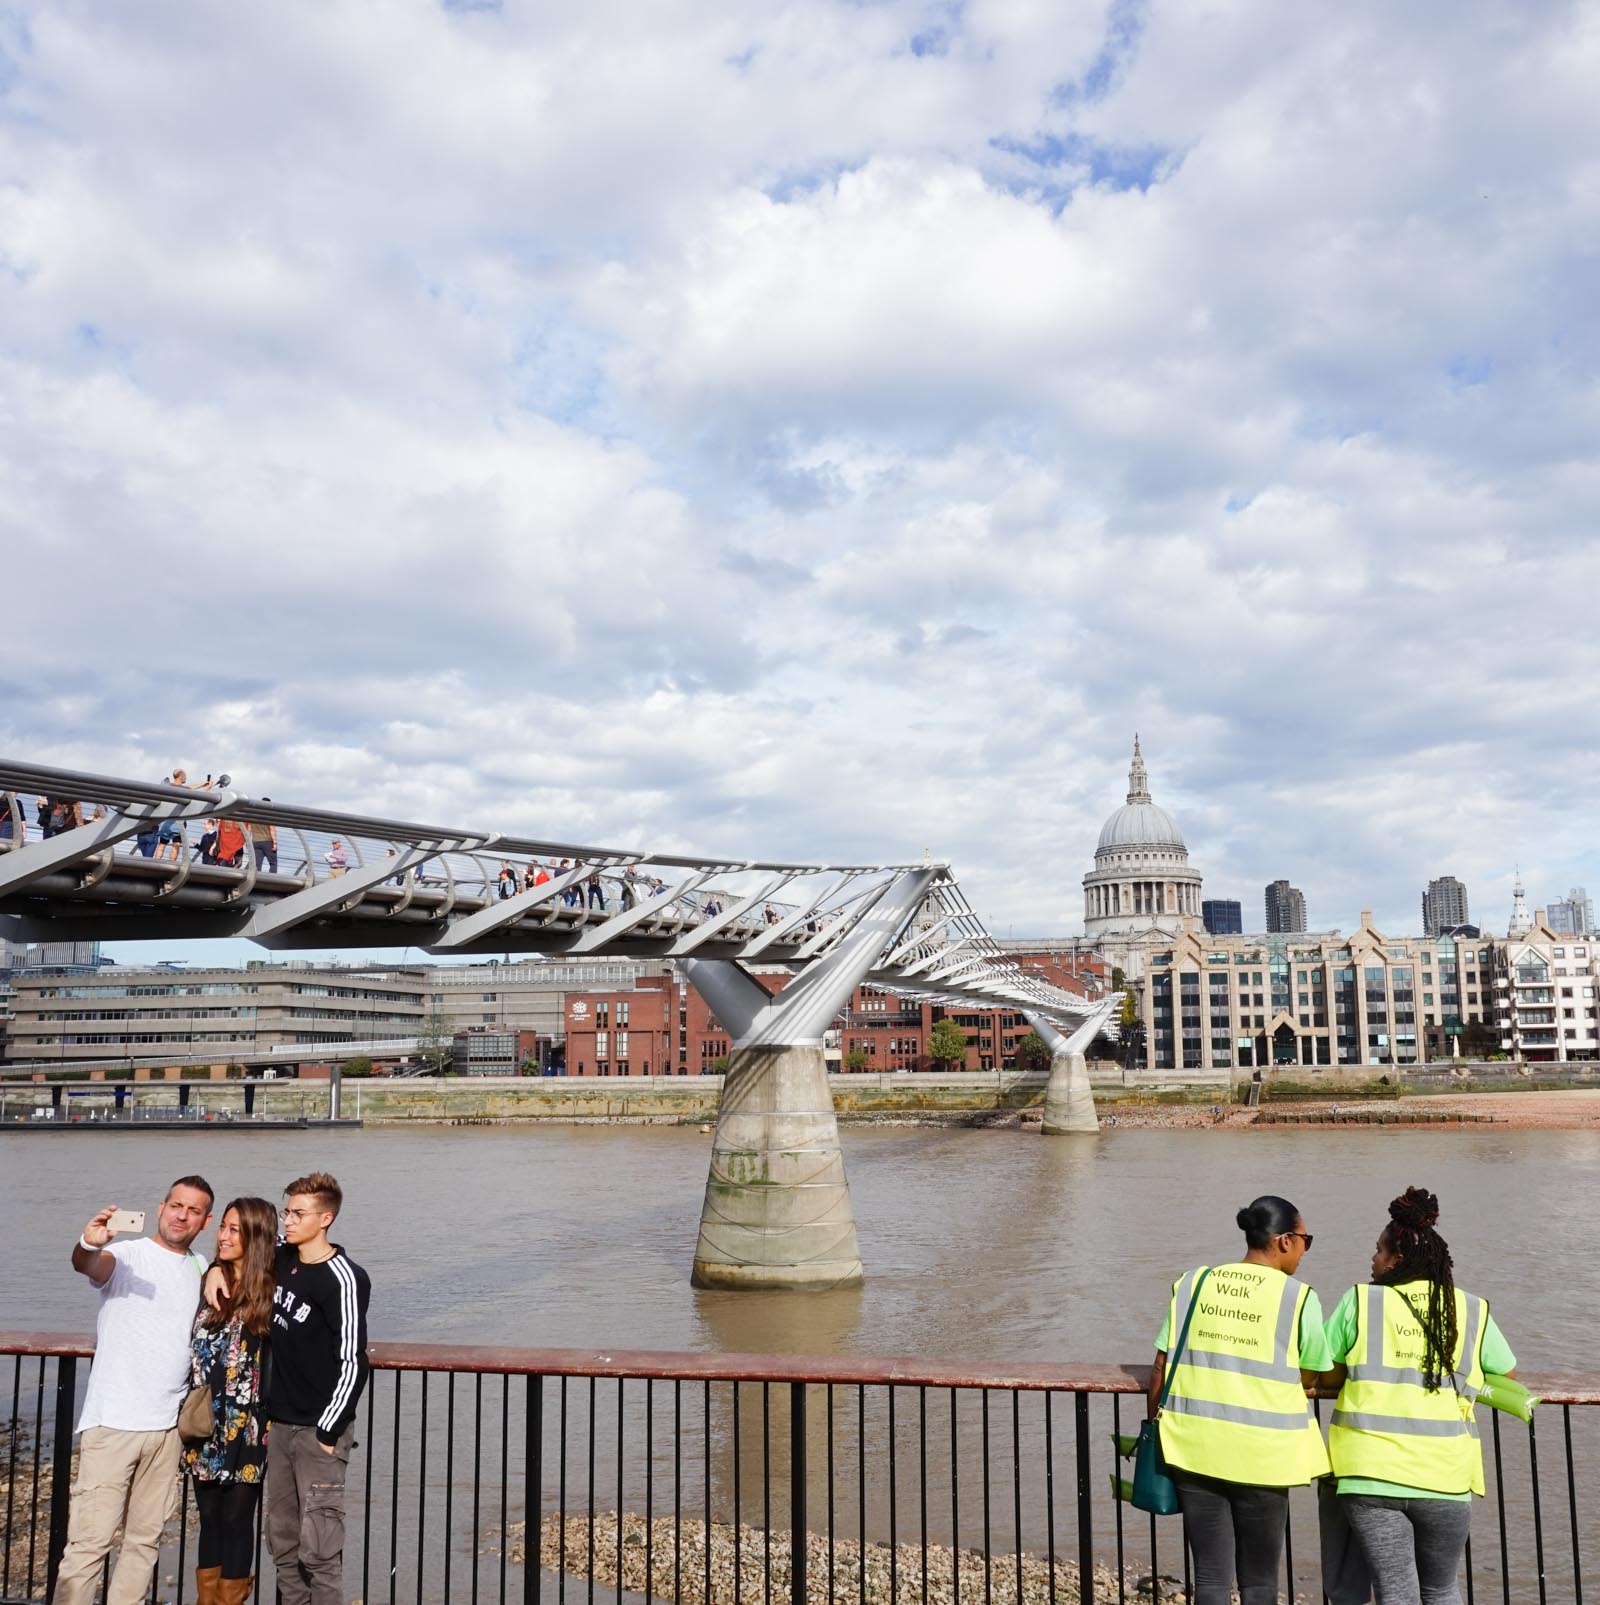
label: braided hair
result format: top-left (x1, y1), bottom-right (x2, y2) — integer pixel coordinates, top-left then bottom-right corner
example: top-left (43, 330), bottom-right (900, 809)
top-left (1375, 1186), bottom-right (1457, 1390)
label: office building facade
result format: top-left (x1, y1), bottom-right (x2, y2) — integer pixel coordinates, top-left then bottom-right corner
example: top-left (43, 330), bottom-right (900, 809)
top-left (4, 965), bottom-right (427, 1063)
top-left (1546, 887), bottom-right (1595, 936)
top-left (1141, 913), bottom-right (1499, 1076)
top-left (1202, 900), bottom-right (1243, 935)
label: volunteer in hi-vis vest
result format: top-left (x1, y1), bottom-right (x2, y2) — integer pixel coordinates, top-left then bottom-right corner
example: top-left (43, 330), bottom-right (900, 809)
top-left (1148, 1195), bottom-right (1332, 1605)
top-left (1325, 1187), bottom-right (1515, 1605)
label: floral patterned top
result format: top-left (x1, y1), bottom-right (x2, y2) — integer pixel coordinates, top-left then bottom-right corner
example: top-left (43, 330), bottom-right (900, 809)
top-left (180, 1308), bottom-right (269, 1483)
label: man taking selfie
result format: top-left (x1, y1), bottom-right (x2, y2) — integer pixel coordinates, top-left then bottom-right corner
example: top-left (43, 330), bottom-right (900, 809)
top-left (56, 1178), bottom-right (214, 1605)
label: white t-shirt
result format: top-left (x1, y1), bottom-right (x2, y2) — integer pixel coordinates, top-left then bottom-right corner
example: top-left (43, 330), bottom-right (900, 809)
top-left (78, 1237), bottom-right (205, 1433)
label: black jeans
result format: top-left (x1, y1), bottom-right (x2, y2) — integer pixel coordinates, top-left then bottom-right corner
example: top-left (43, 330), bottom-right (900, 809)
top-left (1173, 1469), bottom-right (1289, 1605)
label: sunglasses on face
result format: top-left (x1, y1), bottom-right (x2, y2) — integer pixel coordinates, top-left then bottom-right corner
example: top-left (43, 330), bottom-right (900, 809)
top-left (1282, 1232), bottom-right (1314, 1250)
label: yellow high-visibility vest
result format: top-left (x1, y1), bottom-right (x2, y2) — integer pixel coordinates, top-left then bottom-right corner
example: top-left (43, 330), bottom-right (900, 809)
top-left (1158, 1262), bottom-right (1331, 1487)
top-left (1328, 1281), bottom-right (1488, 1495)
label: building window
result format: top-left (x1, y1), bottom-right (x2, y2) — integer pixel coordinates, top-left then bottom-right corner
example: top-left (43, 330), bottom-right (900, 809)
top-left (596, 1031), bottom-right (608, 1059)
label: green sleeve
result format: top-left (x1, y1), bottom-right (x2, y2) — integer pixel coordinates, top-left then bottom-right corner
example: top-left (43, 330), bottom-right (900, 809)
top-left (1323, 1286), bottom-right (1360, 1363)
top-left (1297, 1289), bottom-right (1333, 1371)
top-left (1154, 1310), bottom-right (1171, 1353)
top-left (1480, 1312), bottom-right (1516, 1376)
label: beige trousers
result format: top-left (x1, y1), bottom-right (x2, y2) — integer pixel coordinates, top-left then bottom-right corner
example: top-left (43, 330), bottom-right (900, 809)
top-left (52, 1424), bottom-right (181, 1605)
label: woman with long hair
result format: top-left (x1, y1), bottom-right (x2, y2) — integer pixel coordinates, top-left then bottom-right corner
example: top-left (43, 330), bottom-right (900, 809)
top-left (1147, 1194), bottom-right (1332, 1605)
top-left (1326, 1187), bottom-right (1517, 1604)
top-left (183, 1196), bottom-right (277, 1605)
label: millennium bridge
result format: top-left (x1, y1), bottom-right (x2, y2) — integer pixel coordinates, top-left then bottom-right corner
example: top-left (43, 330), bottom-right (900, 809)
top-left (1, 760), bottom-right (1110, 1290)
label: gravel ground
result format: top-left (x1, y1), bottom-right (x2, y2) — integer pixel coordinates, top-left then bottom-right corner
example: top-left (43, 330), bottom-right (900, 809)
top-left (511, 1509), bottom-right (1196, 1604)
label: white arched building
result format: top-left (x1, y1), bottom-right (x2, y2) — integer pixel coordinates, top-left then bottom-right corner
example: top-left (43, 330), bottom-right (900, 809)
top-left (1083, 737), bottom-right (1204, 979)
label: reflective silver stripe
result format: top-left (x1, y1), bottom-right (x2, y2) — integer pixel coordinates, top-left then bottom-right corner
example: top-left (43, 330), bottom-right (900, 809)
top-left (1276, 1275), bottom-right (1302, 1366)
top-left (1180, 1348), bottom-right (1300, 1382)
top-left (1164, 1395), bottom-right (1313, 1432)
top-left (1364, 1284), bottom-right (1385, 1358)
top-left (1330, 1410), bottom-right (1470, 1439)
top-left (1347, 1363), bottom-right (1432, 1387)
top-left (1454, 1295), bottom-right (1485, 1397)
top-left (1173, 1267), bottom-right (1201, 1341)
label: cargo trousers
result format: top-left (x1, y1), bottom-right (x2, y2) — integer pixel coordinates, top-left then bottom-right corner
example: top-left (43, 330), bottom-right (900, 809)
top-left (53, 1425), bottom-right (182, 1605)
top-left (265, 1422), bottom-right (354, 1605)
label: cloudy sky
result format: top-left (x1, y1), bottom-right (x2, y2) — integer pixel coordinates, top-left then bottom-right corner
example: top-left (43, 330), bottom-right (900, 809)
top-left (2, 0), bottom-right (1597, 948)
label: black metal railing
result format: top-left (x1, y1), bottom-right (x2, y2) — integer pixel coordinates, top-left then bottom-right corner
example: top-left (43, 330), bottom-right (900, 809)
top-left (1, 1334), bottom-right (1593, 1604)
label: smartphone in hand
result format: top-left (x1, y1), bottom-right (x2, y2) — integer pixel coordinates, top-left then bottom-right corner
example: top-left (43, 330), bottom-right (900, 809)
top-left (106, 1209), bottom-right (145, 1235)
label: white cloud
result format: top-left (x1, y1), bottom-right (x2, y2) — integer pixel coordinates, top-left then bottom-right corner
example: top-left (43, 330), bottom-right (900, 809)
top-left (1, 0), bottom-right (1597, 946)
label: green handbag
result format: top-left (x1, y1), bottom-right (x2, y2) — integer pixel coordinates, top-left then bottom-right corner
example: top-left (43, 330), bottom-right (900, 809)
top-left (1132, 1267), bottom-right (1210, 1515)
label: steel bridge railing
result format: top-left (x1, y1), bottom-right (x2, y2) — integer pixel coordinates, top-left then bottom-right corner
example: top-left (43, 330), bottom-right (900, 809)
top-left (1, 1333), bottom-right (1593, 1605)
top-left (0, 762), bottom-right (1096, 1025)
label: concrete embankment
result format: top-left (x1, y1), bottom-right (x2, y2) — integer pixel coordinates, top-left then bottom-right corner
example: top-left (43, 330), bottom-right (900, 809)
top-left (0, 1065), bottom-right (1229, 1126)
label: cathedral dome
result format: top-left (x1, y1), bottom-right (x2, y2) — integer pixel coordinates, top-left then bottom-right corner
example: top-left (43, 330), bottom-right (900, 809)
top-left (1096, 801), bottom-right (1186, 854)
top-left (1082, 735), bottom-right (1204, 975)
top-left (1093, 735), bottom-right (1188, 857)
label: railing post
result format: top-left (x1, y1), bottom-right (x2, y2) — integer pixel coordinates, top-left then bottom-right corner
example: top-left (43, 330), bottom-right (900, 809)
top-left (790, 1381), bottom-right (807, 1605)
top-left (525, 1374), bottom-right (543, 1605)
top-left (45, 1355), bottom-right (77, 1600)
top-left (1074, 1390), bottom-right (1094, 1595)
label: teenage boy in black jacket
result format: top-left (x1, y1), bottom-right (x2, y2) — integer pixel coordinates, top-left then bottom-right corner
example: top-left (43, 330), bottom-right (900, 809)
top-left (267, 1171), bottom-right (370, 1605)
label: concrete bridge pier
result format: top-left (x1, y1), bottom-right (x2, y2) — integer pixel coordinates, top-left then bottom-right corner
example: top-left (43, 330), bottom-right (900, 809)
top-left (1026, 1008), bottom-right (1110, 1135)
top-left (685, 868), bottom-right (936, 1290)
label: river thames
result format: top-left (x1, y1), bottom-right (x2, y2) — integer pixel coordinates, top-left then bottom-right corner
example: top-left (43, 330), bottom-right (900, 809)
top-left (4, 1122), bottom-right (1596, 1369)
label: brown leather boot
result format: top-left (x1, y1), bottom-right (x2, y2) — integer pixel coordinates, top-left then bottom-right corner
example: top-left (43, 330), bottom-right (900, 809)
top-left (193, 1565), bottom-right (222, 1605)
top-left (216, 1575), bottom-right (255, 1605)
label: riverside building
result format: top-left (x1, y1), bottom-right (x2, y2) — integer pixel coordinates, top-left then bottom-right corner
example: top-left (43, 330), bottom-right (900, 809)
top-left (1140, 914), bottom-right (1498, 1077)
top-left (1081, 736), bottom-right (1204, 979)
top-left (3, 963), bottom-right (427, 1064)
top-left (1491, 913), bottom-right (1599, 1062)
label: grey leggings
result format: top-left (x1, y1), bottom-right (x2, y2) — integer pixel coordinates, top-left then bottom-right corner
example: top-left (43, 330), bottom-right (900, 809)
top-left (1172, 1470), bottom-right (1288, 1605)
top-left (1343, 1494), bottom-right (1472, 1605)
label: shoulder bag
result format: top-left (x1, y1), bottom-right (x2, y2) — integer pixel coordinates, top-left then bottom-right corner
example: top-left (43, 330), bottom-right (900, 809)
top-left (1131, 1267), bottom-right (1211, 1515)
top-left (178, 1376), bottom-right (215, 1443)
top-left (180, 1255), bottom-right (220, 1444)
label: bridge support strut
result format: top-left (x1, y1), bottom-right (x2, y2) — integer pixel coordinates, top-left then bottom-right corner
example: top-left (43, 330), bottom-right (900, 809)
top-left (685, 867), bottom-right (936, 1290)
top-left (1026, 1008), bottom-right (1109, 1135)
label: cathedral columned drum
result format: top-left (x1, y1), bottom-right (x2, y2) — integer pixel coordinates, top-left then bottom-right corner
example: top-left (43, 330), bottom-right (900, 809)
top-left (1082, 736), bottom-right (1204, 980)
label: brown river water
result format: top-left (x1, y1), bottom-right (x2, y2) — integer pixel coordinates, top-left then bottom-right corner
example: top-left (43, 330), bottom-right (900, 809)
top-left (3, 1122), bottom-right (1596, 1362)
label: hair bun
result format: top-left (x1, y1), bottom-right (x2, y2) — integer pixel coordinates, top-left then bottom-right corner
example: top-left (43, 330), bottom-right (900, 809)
top-left (1389, 1186), bottom-right (1440, 1230)
top-left (1235, 1205), bottom-right (1260, 1233)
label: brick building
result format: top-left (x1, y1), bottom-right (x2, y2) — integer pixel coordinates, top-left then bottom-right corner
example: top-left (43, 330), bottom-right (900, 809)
top-left (563, 950), bottom-right (1107, 1076)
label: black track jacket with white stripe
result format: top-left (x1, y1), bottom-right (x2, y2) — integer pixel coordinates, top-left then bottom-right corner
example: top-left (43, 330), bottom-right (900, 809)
top-left (270, 1243), bottom-right (372, 1445)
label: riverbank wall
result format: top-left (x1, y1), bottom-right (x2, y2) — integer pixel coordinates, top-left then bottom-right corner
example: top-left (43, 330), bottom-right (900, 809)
top-left (0, 1064), bottom-right (1235, 1125)
top-left (8, 1062), bottom-right (1592, 1128)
